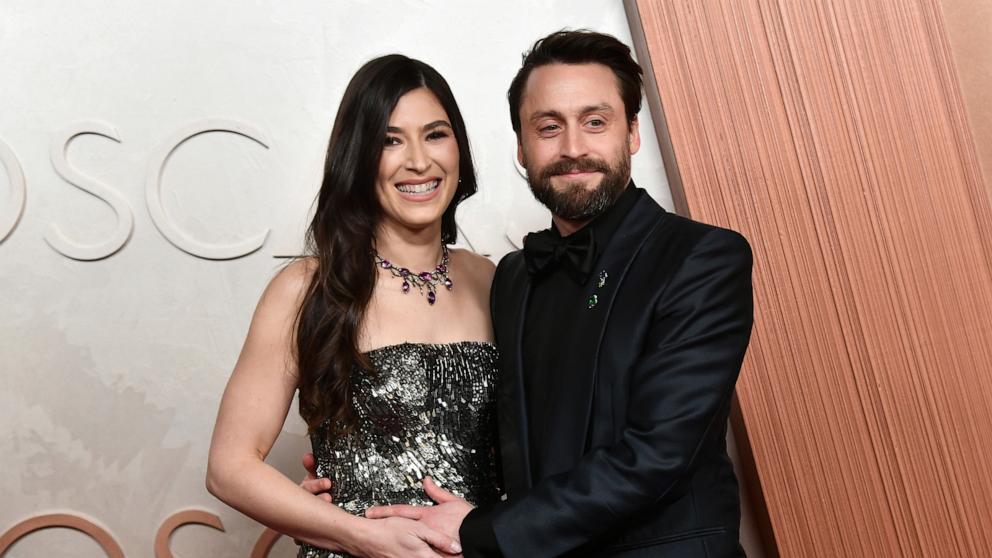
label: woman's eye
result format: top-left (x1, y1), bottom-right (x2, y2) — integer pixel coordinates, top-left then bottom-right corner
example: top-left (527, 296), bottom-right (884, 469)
top-left (427, 130), bottom-right (450, 141)
top-left (384, 136), bottom-right (401, 146)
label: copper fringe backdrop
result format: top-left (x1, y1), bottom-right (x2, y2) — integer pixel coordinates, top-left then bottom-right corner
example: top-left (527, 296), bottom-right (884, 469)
top-left (628, 1), bottom-right (992, 556)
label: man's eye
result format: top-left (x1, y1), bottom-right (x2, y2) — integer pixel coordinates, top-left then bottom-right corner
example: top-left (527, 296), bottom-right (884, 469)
top-left (588, 119), bottom-right (605, 127)
top-left (540, 124), bottom-right (560, 133)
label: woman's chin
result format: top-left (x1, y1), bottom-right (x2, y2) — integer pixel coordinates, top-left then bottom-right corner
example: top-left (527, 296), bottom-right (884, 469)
top-left (379, 195), bottom-right (454, 233)
top-left (381, 212), bottom-right (446, 234)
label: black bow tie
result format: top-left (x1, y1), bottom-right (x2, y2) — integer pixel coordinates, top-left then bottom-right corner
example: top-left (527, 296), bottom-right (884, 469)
top-left (523, 226), bottom-right (597, 284)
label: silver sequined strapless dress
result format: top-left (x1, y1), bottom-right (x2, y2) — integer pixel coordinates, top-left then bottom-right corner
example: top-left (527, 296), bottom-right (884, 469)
top-left (298, 341), bottom-right (501, 558)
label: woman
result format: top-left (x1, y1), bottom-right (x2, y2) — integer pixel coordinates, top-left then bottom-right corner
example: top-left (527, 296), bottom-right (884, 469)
top-left (206, 54), bottom-right (499, 558)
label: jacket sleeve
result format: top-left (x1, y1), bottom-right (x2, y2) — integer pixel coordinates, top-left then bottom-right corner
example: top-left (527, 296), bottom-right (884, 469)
top-left (458, 254), bottom-right (512, 557)
top-left (469, 228), bottom-right (754, 557)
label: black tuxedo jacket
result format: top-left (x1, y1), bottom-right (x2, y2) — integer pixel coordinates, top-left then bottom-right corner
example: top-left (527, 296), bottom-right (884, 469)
top-left (485, 193), bottom-right (753, 557)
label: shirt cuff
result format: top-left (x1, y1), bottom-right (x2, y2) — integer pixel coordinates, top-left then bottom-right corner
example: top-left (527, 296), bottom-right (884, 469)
top-left (459, 504), bottom-right (502, 557)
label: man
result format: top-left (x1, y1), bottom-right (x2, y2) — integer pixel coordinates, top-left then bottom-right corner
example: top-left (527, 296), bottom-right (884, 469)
top-left (310, 30), bottom-right (753, 557)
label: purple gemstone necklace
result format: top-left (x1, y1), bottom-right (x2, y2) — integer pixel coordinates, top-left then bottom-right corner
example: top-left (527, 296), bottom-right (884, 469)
top-left (373, 244), bottom-right (453, 306)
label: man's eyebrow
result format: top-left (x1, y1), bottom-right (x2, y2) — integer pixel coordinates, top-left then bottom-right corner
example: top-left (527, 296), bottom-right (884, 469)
top-left (527, 104), bottom-right (616, 124)
top-left (579, 103), bottom-right (614, 115)
top-left (386, 120), bottom-right (452, 134)
top-left (529, 109), bottom-right (566, 123)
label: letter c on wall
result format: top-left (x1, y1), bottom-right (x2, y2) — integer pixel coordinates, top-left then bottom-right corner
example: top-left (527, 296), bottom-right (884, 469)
top-left (0, 136), bottom-right (27, 243)
top-left (146, 120), bottom-right (271, 260)
top-left (251, 528), bottom-right (283, 558)
top-left (154, 509), bottom-right (225, 558)
top-left (0, 513), bottom-right (124, 557)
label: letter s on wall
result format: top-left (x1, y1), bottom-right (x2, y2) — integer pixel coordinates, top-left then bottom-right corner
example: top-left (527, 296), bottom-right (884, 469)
top-left (146, 120), bottom-right (271, 260)
top-left (0, 136), bottom-right (27, 243)
top-left (45, 123), bottom-right (133, 260)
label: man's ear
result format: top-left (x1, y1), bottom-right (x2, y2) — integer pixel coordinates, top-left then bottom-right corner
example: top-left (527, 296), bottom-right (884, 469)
top-left (517, 140), bottom-right (526, 168)
top-left (628, 116), bottom-right (641, 155)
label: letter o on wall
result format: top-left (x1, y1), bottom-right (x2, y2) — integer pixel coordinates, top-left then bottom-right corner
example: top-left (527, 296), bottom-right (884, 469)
top-left (0, 136), bottom-right (27, 243)
top-left (0, 513), bottom-right (125, 557)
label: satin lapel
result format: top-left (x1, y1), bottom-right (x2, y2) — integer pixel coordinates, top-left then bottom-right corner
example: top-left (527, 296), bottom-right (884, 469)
top-left (538, 194), bottom-right (667, 475)
top-left (495, 256), bottom-right (534, 494)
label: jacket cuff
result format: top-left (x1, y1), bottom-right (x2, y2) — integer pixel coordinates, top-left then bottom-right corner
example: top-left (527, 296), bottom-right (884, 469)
top-left (459, 504), bottom-right (502, 557)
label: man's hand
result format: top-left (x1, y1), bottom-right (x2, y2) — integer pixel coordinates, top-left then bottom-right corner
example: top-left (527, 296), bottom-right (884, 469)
top-left (358, 516), bottom-right (462, 558)
top-left (365, 477), bottom-right (474, 543)
top-left (300, 452), bottom-right (332, 503)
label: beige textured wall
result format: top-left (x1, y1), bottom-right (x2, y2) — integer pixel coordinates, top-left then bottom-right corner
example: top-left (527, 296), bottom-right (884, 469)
top-left (0, 1), bottom-right (676, 555)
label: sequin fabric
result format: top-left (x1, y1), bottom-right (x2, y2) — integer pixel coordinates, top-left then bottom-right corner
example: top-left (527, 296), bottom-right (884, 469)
top-left (298, 341), bottom-right (500, 558)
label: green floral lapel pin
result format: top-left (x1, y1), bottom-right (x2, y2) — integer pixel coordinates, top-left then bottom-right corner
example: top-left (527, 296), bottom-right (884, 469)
top-left (588, 270), bottom-right (609, 309)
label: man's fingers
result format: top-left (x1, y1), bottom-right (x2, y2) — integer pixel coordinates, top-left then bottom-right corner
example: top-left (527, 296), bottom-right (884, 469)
top-left (423, 476), bottom-right (457, 504)
top-left (302, 452), bottom-right (318, 476)
top-left (415, 524), bottom-right (462, 555)
top-left (365, 504), bottom-right (424, 520)
top-left (300, 453), bottom-right (335, 501)
top-left (301, 477), bottom-right (332, 494)
top-left (299, 474), bottom-right (333, 503)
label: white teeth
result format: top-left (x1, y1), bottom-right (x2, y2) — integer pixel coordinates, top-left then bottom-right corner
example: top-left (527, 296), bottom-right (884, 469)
top-left (396, 179), bottom-right (440, 194)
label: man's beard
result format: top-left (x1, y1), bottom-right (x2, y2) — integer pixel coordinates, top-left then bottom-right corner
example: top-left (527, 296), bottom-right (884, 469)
top-left (526, 149), bottom-right (631, 221)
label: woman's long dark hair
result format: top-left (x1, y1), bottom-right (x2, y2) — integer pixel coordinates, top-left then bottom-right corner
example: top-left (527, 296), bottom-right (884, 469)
top-left (296, 54), bottom-right (477, 439)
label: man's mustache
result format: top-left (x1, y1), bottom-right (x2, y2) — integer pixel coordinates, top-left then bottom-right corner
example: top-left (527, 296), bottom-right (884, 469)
top-left (539, 157), bottom-right (611, 180)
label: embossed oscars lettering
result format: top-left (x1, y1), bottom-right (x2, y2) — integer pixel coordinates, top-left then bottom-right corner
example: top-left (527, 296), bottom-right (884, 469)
top-left (44, 122), bottom-right (133, 260)
top-left (0, 136), bottom-right (28, 243)
top-left (250, 529), bottom-right (283, 558)
top-left (0, 121), bottom-right (515, 258)
top-left (154, 509), bottom-right (225, 558)
top-left (0, 513), bottom-right (124, 557)
top-left (506, 151), bottom-right (531, 249)
top-left (1, 510), bottom-right (286, 557)
top-left (0, 120), bottom-right (272, 260)
top-left (146, 120), bottom-right (271, 260)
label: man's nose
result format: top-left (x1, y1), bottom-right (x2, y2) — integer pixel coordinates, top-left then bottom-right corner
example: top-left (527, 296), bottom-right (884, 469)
top-left (559, 127), bottom-right (589, 159)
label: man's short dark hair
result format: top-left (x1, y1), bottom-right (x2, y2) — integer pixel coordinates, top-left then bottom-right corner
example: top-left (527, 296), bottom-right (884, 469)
top-left (508, 29), bottom-right (644, 137)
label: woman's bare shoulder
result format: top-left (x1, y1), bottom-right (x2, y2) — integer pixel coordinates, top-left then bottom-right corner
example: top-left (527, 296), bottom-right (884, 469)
top-left (262, 257), bottom-right (316, 310)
